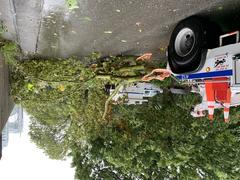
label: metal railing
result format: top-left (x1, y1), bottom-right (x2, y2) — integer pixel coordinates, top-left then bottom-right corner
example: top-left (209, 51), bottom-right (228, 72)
top-left (219, 31), bottom-right (239, 47)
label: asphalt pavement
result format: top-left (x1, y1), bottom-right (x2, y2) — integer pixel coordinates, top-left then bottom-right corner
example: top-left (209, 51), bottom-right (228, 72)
top-left (1, 0), bottom-right (240, 60)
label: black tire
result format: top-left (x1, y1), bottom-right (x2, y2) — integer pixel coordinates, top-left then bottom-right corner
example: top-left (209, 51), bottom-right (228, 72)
top-left (168, 16), bottom-right (221, 74)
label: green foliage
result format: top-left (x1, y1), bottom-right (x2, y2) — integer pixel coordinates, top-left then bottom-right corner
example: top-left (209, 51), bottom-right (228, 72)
top-left (0, 20), bottom-right (7, 35)
top-left (29, 118), bottom-right (69, 159)
top-left (0, 40), bottom-right (20, 66)
top-left (5, 38), bottom-right (240, 179)
top-left (71, 93), bottom-right (240, 179)
top-left (0, 23), bottom-right (20, 65)
top-left (10, 52), bottom-right (150, 161)
top-left (71, 145), bottom-right (124, 180)
top-left (66, 0), bottom-right (79, 10)
top-left (10, 58), bottom-right (107, 140)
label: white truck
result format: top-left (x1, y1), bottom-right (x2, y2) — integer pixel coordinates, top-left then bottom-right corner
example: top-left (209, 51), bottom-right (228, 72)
top-left (167, 16), bottom-right (240, 121)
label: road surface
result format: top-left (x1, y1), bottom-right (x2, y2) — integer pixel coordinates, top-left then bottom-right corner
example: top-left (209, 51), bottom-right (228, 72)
top-left (1, 0), bottom-right (240, 59)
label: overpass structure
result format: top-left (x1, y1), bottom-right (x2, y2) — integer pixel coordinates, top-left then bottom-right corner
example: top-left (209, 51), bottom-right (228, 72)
top-left (0, 55), bottom-right (14, 160)
top-left (0, 55), bottom-right (13, 132)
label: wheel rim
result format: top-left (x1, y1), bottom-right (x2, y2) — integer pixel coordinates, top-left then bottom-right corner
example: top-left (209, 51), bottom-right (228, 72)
top-left (174, 28), bottom-right (195, 57)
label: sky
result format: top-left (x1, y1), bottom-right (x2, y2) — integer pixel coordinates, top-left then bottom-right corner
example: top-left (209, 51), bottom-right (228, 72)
top-left (0, 111), bottom-right (75, 180)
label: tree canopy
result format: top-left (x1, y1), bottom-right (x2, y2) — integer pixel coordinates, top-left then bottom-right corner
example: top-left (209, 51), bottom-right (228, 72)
top-left (71, 93), bottom-right (240, 179)
top-left (2, 38), bottom-right (240, 179)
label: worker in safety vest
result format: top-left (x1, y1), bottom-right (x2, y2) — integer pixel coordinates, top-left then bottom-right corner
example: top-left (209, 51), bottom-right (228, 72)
top-left (137, 53), bottom-right (232, 123)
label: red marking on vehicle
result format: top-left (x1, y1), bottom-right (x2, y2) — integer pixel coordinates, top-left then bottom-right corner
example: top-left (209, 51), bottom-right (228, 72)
top-left (227, 31), bottom-right (238, 36)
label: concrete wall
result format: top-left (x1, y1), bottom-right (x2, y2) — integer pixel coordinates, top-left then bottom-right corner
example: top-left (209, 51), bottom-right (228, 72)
top-left (0, 54), bottom-right (14, 132)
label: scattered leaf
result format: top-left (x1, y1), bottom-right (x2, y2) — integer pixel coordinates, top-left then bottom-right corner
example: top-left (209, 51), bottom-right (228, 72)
top-left (104, 31), bottom-right (113, 34)
top-left (81, 16), bottom-right (92, 22)
top-left (136, 22), bottom-right (141, 26)
top-left (159, 47), bottom-right (167, 52)
top-left (66, 0), bottom-right (79, 10)
top-left (90, 64), bottom-right (98, 68)
top-left (27, 83), bottom-right (34, 91)
top-left (58, 84), bottom-right (66, 92)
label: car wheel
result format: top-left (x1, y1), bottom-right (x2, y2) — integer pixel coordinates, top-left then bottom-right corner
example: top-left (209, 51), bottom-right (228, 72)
top-left (168, 16), bottom-right (221, 74)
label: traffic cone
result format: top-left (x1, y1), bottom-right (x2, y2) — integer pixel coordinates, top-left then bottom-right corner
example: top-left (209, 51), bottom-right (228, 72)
top-left (205, 79), bottom-right (215, 120)
top-left (207, 101), bottom-right (215, 120)
top-left (224, 105), bottom-right (230, 123)
top-left (223, 88), bottom-right (231, 123)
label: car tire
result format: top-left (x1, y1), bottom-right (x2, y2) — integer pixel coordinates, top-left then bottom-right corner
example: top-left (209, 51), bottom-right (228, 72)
top-left (168, 16), bottom-right (221, 74)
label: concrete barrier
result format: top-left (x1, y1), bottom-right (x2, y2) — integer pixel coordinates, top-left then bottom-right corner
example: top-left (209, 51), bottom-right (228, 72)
top-left (0, 54), bottom-right (14, 133)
